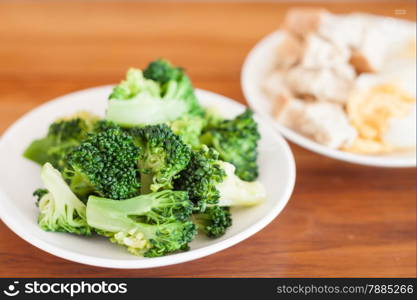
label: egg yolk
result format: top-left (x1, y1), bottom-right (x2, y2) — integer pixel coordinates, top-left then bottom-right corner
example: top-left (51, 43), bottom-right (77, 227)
top-left (345, 84), bottom-right (415, 153)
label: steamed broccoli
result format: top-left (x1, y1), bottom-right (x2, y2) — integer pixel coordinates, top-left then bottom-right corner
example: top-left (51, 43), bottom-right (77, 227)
top-left (23, 59), bottom-right (267, 258)
top-left (174, 146), bottom-right (266, 211)
top-left (23, 112), bottom-right (98, 170)
top-left (109, 67), bottom-right (160, 100)
top-left (143, 59), bottom-right (203, 117)
top-left (143, 58), bottom-right (183, 85)
top-left (169, 115), bottom-right (206, 148)
top-left (192, 206), bottom-right (232, 238)
top-left (64, 127), bottom-right (141, 200)
top-left (33, 188), bottom-right (48, 205)
top-left (215, 160), bottom-right (266, 207)
top-left (88, 190), bottom-right (193, 224)
top-left (93, 119), bottom-right (121, 133)
top-left (35, 163), bottom-right (91, 235)
top-left (200, 109), bottom-right (260, 181)
top-left (106, 60), bottom-right (203, 127)
top-left (87, 192), bottom-right (196, 257)
top-left (174, 146), bottom-right (224, 211)
top-left (128, 124), bottom-right (191, 193)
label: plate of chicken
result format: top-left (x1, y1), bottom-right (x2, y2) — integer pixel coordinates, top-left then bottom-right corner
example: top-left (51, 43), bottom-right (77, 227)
top-left (242, 8), bottom-right (416, 167)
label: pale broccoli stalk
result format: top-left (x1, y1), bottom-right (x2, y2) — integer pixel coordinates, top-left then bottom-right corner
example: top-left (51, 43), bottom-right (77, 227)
top-left (36, 163), bottom-right (91, 235)
top-left (86, 191), bottom-right (196, 257)
top-left (216, 161), bottom-right (266, 207)
top-left (105, 68), bottom-right (188, 127)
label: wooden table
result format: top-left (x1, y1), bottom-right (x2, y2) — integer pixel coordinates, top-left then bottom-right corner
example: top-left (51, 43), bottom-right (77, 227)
top-left (0, 1), bottom-right (415, 278)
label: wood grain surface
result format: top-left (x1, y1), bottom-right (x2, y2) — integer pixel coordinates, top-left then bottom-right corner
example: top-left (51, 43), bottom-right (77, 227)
top-left (0, 1), bottom-right (415, 278)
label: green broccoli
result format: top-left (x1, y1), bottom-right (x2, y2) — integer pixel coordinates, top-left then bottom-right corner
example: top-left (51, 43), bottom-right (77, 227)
top-left (33, 188), bottom-right (48, 205)
top-left (23, 112), bottom-right (98, 170)
top-left (88, 190), bottom-right (193, 224)
top-left (143, 58), bottom-right (183, 85)
top-left (105, 68), bottom-right (186, 126)
top-left (35, 163), bottom-right (91, 235)
top-left (174, 146), bottom-right (266, 211)
top-left (106, 60), bottom-right (203, 127)
top-left (143, 59), bottom-right (203, 117)
top-left (174, 146), bottom-right (224, 211)
top-left (92, 119), bottom-right (121, 133)
top-left (169, 115), bottom-right (206, 148)
top-left (128, 124), bottom-right (191, 193)
top-left (64, 127), bottom-right (141, 200)
top-left (109, 67), bottom-right (160, 100)
top-left (200, 109), bottom-right (260, 181)
top-left (192, 206), bottom-right (232, 238)
top-left (215, 160), bottom-right (266, 207)
top-left (86, 192), bottom-right (196, 257)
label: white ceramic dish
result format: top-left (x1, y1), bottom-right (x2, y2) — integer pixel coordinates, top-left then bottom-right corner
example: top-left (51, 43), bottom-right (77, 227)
top-left (0, 86), bottom-right (296, 269)
top-left (242, 28), bottom-right (416, 168)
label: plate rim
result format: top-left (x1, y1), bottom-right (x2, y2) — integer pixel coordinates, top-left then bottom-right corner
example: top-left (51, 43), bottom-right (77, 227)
top-left (0, 85), bottom-right (296, 269)
top-left (241, 28), bottom-right (416, 168)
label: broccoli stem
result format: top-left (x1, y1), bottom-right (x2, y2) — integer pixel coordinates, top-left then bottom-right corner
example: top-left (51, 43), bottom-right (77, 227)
top-left (37, 163), bottom-right (91, 235)
top-left (140, 173), bottom-right (153, 195)
top-left (216, 161), bottom-right (266, 207)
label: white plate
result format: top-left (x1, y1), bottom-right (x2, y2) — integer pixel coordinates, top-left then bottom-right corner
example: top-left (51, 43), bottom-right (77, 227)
top-left (0, 86), bottom-right (296, 269)
top-left (242, 29), bottom-right (416, 168)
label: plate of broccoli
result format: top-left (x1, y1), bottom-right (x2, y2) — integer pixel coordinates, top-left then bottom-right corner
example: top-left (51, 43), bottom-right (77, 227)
top-left (0, 59), bottom-right (295, 268)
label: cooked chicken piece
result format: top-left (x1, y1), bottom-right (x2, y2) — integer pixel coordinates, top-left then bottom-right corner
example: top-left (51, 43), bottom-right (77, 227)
top-left (275, 33), bottom-right (304, 70)
top-left (283, 9), bottom-right (367, 46)
top-left (351, 18), bottom-right (416, 73)
top-left (274, 97), bottom-right (357, 148)
top-left (285, 66), bottom-right (354, 104)
top-left (301, 34), bottom-right (351, 69)
top-left (333, 62), bottom-right (356, 80)
top-left (262, 70), bottom-right (292, 99)
top-left (282, 9), bottom-right (382, 73)
top-left (349, 49), bottom-right (371, 73)
top-left (350, 24), bottom-right (388, 73)
top-left (318, 13), bottom-right (371, 49)
top-left (273, 95), bottom-right (304, 128)
top-left (291, 101), bottom-right (357, 148)
top-left (282, 8), bottom-right (329, 38)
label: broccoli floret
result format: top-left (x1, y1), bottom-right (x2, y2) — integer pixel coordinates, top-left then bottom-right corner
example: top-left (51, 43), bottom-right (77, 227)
top-left (169, 115), bottom-right (206, 148)
top-left (143, 59), bottom-right (203, 116)
top-left (175, 146), bottom-right (266, 211)
top-left (106, 68), bottom-right (187, 126)
top-left (143, 58), bottom-right (183, 84)
top-left (174, 146), bottom-right (225, 211)
top-left (106, 60), bottom-right (203, 127)
top-left (203, 107), bottom-right (225, 129)
top-left (200, 109), bottom-right (260, 181)
top-left (23, 112), bottom-right (98, 170)
top-left (128, 124), bottom-right (191, 193)
top-left (64, 127), bottom-right (141, 200)
top-left (93, 119), bottom-right (120, 133)
top-left (86, 192), bottom-right (196, 257)
top-left (109, 68), bottom-right (161, 100)
top-left (35, 163), bottom-right (91, 235)
top-left (193, 206), bottom-right (232, 238)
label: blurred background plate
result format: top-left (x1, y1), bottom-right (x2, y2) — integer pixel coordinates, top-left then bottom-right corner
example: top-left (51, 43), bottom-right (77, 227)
top-left (242, 29), bottom-right (416, 168)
